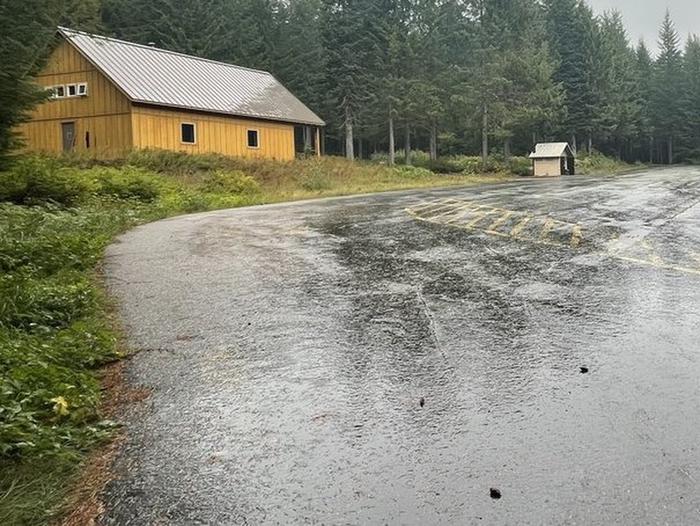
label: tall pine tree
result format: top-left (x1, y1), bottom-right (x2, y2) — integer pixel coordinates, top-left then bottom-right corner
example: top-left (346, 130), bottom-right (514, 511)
top-left (652, 11), bottom-right (683, 164)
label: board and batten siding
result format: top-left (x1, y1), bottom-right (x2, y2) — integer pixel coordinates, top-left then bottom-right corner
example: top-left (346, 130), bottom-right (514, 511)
top-left (130, 105), bottom-right (296, 161)
top-left (18, 40), bottom-right (133, 155)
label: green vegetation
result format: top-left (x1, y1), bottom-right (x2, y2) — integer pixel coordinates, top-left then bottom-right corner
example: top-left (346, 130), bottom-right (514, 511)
top-left (0, 150), bottom-right (519, 524)
top-left (576, 151), bottom-right (644, 176)
top-left (30, 0), bottom-right (700, 165)
top-left (5, 2), bottom-right (700, 168)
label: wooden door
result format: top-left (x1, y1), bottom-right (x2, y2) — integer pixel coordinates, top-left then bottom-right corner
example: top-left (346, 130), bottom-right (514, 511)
top-left (61, 122), bottom-right (76, 152)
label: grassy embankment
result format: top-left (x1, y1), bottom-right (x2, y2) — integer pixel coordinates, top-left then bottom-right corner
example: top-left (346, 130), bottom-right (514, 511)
top-left (0, 149), bottom-right (639, 524)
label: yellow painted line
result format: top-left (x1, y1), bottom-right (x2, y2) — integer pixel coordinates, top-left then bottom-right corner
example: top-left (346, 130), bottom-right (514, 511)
top-left (614, 255), bottom-right (700, 276)
top-left (510, 216), bottom-right (532, 238)
top-left (570, 225), bottom-right (583, 248)
top-left (464, 209), bottom-right (498, 229)
top-left (429, 201), bottom-right (477, 221)
top-left (485, 211), bottom-right (514, 235)
top-left (406, 205), bottom-right (586, 250)
top-left (539, 217), bottom-right (556, 242)
top-left (419, 200), bottom-right (469, 218)
top-left (408, 197), bottom-right (455, 212)
top-left (445, 204), bottom-right (487, 224)
top-left (640, 240), bottom-right (664, 265)
top-left (406, 200), bottom-right (456, 216)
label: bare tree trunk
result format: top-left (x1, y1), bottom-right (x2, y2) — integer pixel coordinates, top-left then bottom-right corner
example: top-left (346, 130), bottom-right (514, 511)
top-left (429, 121), bottom-right (438, 161)
top-left (571, 134), bottom-right (577, 155)
top-left (345, 106), bottom-right (354, 161)
top-left (504, 137), bottom-right (512, 161)
top-left (532, 132), bottom-right (537, 147)
top-left (404, 125), bottom-right (411, 165)
top-left (587, 135), bottom-right (592, 154)
top-left (668, 136), bottom-right (673, 165)
top-left (649, 136), bottom-right (654, 164)
top-left (481, 106), bottom-right (489, 169)
top-left (388, 112), bottom-right (395, 166)
top-left (429, 124), bottom-right (438, 161)
top-left (358, 138), bottom-right (363, 160)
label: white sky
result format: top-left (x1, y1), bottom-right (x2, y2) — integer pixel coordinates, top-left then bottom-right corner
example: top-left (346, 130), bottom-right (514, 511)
top-left (586, 0), bottom-right (700, 52)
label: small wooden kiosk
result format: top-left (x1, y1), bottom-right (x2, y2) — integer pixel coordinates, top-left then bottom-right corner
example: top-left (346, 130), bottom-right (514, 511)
top-left (529, 143), bottom-right (576, 177)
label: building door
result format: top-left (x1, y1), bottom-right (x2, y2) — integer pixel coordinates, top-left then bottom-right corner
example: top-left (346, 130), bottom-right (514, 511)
top-left (61, 122), bottom-right (76, 152)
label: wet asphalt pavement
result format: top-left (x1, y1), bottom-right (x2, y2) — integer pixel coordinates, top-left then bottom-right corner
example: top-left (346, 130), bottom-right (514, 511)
top-left (103, 168), bottom-right (700, 525)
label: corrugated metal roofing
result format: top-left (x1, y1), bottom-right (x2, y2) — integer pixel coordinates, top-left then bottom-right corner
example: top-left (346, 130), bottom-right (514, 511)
top-left (58, 27), bottom-right (325, 127)
top-left (529, 142), bottom-right (575, 159)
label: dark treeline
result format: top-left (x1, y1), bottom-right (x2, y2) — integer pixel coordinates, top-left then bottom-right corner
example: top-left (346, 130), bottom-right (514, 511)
top-left (4, 0), bottom-right (700, 164)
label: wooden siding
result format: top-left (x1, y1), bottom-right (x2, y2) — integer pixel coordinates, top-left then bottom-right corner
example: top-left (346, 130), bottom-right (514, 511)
top-left (17, 40), bottom-right (132, 155)
top-left (131, 106), bottom-right (296, 160)
top-left (533, 158), bottom-right (562, 177)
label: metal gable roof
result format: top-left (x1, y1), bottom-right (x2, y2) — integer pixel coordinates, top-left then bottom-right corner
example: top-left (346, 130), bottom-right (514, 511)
top-left (58, 27), bottom-right (325, 127)
top-left (529, 142), bottom-right (575, 159)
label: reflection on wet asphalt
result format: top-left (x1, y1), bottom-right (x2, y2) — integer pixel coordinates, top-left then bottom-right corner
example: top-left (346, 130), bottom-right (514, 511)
top-left (103, 168), bottom-right (700, 525)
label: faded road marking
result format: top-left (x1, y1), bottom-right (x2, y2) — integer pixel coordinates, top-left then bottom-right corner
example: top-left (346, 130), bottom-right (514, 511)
top-left (613, 255), bottom-right (700, 276)
top-left (406, 199), bottom-right (583, 249)
top-left (609, 239), bottom-right (700, 277)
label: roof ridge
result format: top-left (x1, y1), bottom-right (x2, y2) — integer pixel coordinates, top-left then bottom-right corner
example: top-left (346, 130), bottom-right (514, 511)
top-left (57, 26), bottom-right (273, 77)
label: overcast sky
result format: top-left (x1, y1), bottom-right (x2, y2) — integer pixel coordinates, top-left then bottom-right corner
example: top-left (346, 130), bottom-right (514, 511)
top-left (586, 0), bottom-right (700, 52)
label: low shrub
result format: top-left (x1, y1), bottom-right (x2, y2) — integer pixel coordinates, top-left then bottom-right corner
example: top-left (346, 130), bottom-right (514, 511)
top-left (91, 166), bottom-right (164, 201)
top-left (370, 152), bottom-right (529, 175)
top-left (0, 203), bottom-right (135, 275)
top-left (0, 272), bottom-right (96, 331)
top-left (0, 157), bottom-right (94, 205)
top-left (508, 156), bottom-right (532, 176)
top-left (125, 149), bottom-right (234, 175)
top-left (370, 150), bottom-right (432, 167)
top-left (201, 170), bottom-right (262, 195)
top-left (576, 150), bottom-right (637, 175)
top-left (394, 165), bottom-right (435, 179)
top-left (298, 162), bottom-right (333, 191)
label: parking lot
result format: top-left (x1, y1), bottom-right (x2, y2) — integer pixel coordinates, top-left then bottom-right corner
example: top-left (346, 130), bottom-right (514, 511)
top-left (103, 167), bottom-right (700, 524)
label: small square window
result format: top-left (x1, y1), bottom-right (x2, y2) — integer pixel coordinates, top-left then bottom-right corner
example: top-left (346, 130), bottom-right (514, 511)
top-left (181, 123), bottom-right (196, 144)
top-left (67, 84), bottom-right (77, 97)
top-left (77, 83), bottom-right (88, 96)
top-left (247, 129), bottom-right (259, 148)
top-left (54, 85), bottom-right (66, 98)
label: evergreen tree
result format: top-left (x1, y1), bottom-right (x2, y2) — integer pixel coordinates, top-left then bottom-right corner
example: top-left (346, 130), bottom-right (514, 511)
top-left (652, 11), bottom-right (684, 164)
top-left (596, 11), bottom-right (641, 159)
top-left (3, 0), bottom-right (696, 165)
top-left (634, 40), bottom-right (655, 162)
top-left (544, 0), bottom-right (598, 152)
top-left (274, 0), bottom-right (325, 116)
top-left (102, 0), bottom-right (232, 60)
top-left (319, 0), bottom-right (384, 159)
top-left (679, 36), bottom-right (700, 162)
top-left (0, 0), bottom-right (72, 167)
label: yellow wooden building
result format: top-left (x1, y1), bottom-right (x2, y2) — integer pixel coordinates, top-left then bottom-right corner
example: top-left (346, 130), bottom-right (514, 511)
top-left (19, 28), bottom-right (325, 160)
